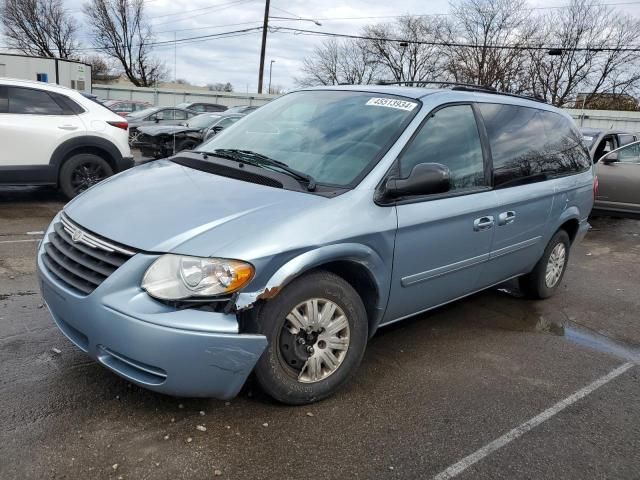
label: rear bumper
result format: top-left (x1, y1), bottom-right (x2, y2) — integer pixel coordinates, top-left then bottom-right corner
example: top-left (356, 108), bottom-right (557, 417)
top-left (574, 218), bottom-right (590, 245)
top-left (37, 215), bottom-right (267, 398)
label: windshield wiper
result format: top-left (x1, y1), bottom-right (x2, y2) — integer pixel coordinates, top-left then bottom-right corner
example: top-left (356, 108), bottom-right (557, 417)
top-left (209, 148), bottom-right (316, 191)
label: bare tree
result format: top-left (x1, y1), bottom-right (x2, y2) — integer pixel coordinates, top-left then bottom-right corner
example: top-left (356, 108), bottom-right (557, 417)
top-left (444, 0), bottom-right (538, 92)
top-left (83, 0), bottom-right (166, 87)
top-left (527, 0), bottom-right (640, 106)
top-left (295, 38), bottom-right (380, 87)
top-left (362, 16), bottom-right (448, 83)
top-left (207, 82), bottom-right (234, 92)
top-left (81, 54), bottom-right (119, 82)
top-left (268, 84), bottom-right (287, 94)
top-left (0, 0), bottom-right (78, 58)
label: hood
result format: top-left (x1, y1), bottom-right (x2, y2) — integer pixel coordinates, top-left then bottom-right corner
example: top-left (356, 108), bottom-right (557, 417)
top-left (138, 125), bottom-right (201, 137)
top-left (64, 159), bottom-right (325, 254)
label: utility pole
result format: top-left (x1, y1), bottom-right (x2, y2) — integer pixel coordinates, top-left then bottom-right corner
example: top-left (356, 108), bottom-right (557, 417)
top-left (258, 0), bottom-right (270, 94)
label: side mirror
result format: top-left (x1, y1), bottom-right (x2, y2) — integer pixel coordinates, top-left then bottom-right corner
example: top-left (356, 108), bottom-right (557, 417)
top-left (600, 151), bottom-right (618, 164)
top-left (384, 163), bottom-right (451, 198)
top-left (154, 117), bottom-right (160, 123)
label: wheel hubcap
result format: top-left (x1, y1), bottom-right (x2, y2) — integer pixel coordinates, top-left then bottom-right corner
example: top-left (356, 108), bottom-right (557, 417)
top-left (545, 243), bottom-right (566, 288)
top-left (279, 298), bottom-right (350, 383)
top-left (71, 162), bottom-right (106, 193)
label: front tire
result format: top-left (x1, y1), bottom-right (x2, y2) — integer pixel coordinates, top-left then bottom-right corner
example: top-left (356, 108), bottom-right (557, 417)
top-left (519, 230), bottom-right (571, 299)
top-left (59, 153), bottom-right (113, 199)
top-left (175, 139), bottom-right (199, 153)
top-left (246, 271), bottom-right (368, 405)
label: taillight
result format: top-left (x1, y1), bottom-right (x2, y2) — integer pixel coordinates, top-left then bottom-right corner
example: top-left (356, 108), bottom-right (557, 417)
top-left (107, 120), bottom-right (128, 131)
top-left (593, 175), bottom-right (599, 199)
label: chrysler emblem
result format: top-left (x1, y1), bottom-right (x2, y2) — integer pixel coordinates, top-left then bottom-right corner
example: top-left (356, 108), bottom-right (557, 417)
top-left (71, 230), bottom-right (84, 243)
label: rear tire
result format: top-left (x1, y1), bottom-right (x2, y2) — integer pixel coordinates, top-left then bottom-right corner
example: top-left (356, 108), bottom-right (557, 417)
top-left (245, 270), bottom-right (368, 405)
top-left (519, 230), bottom-right (571, 299)
top-left (59, 153), bottom-right (113, 199)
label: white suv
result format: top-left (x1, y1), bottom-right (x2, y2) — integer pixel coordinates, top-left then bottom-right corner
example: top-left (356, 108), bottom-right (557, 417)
top-left (0, 78), bottom-right (133, 198)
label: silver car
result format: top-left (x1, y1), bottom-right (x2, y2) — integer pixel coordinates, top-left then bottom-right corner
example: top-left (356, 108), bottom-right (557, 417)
top-left (37, 86), bottom-right (594, 404)
top-left (594, 140), bottom-right (640, 217)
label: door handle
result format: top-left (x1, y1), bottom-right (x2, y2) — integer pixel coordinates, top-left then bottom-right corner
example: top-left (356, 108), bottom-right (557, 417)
top-left (473, 216), bottom-right (494, 231)
top-left (58, 124), bottom-right (78, 130)
top-left (497, 211), bottom-right (516, 226)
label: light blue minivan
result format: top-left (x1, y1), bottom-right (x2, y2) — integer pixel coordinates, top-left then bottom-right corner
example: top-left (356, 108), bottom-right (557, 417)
top-left (37, 85), bottom-right (594, 404)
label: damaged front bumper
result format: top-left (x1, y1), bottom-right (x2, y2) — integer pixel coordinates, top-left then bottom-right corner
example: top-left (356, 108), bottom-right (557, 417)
top-left (37, 240), bottom-right (267, 399)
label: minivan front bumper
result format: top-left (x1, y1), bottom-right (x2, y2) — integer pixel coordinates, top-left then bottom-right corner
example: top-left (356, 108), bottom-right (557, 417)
top-left (37, 222), bottom-right (267, 399)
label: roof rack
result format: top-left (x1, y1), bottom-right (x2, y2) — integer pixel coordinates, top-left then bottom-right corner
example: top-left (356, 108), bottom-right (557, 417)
top-left (377, 80), bottom-right (496, 93)
top-left (375, 80), bottom-right (546, 104)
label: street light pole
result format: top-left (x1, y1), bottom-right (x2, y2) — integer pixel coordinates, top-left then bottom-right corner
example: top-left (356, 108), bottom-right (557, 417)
top-left (257, 0), bottom-right (271, 94)
top-left (268, 59), bottom-right (275, 94)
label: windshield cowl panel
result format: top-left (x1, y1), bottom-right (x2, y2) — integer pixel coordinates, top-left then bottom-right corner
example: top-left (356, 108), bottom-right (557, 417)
top-left (197, 90), bottom-right (421, 189)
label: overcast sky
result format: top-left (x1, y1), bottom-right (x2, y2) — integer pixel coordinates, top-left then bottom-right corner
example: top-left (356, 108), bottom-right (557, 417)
top-left (38, 0), bottom-right (640, 92)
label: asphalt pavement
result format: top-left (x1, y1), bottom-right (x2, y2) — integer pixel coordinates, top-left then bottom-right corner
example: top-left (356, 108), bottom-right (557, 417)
top-left (1, 186), bottom-right (638, 480)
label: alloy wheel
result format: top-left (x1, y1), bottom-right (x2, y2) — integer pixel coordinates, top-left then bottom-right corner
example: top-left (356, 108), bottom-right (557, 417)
top-left (70, 162), bottom-right (107, 194)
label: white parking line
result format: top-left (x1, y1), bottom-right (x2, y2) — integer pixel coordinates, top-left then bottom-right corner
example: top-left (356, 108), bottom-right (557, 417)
top-left (0, 239), bottom-right (41, 244)
top-left (26, 231), bottom-right (44, 235)
top-left (432, 362), bottom-right (634, 480)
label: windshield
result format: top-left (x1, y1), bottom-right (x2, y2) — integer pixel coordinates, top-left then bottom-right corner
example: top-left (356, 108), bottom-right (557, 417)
top-left (128, 107), bottom-right (158, 119)
top-left (197, 90), bottom-right (420, 186)
top-left (187, 114), bottom-right (221, 128)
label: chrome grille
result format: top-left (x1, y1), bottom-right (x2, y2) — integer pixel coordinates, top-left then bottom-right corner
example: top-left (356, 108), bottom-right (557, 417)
top-left (42, 214), bottom-right (136, 295)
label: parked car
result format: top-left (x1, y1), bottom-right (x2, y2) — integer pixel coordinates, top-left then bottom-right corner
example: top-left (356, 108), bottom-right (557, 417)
top-left (80, 92), bottom-right (106, 104)
top-left (225, 105), bottom-right (261, 114)
top-left (126, 106), bottom-right (198, 143)
top-left (37, 85), bottom-right (593, 405)
top-left (592, 140), bottom-right (640, 217)
top-left (580, 127), bottom-right (638, 162)
top-left (175, 102), bottom-right (227, 113)
top-left (133, 113), bottom-right (245, 159)
top-left (104, 99), bottom-right (153, 117)
top-left (0, 78), bottom-right (133, 198)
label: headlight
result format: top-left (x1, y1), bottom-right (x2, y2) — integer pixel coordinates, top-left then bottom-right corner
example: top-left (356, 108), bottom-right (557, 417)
top-left (142, 254), bottom-right (254, 300)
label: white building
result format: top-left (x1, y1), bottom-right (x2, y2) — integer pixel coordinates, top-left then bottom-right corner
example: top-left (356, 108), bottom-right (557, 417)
top-left (0, 53), bottom-right (92, 93)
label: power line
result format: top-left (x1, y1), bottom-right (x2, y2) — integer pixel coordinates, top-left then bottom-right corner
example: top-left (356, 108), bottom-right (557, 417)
top-left (154, 17), bottom-right (300, 35)
top-left (270, 5), bottom-right (303, 19)
top-left (149, 0), bottom-right (253, 19)
top-left (272, 26), bottom-right (640, 53)
top-left (274, 0), bottom-right (640, 23)
top-left (150, 0), bottom-right (255, 26)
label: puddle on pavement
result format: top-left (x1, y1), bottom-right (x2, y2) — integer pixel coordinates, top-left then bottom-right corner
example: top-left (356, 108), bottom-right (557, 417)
top-left (563, 323), bottom-right (640, 364)
top-left (493, 287), bottom-right (640, 364)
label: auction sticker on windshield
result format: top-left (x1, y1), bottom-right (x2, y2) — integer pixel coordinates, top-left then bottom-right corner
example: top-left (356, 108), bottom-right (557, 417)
top-left (366, 98), bottom-right (418, 111)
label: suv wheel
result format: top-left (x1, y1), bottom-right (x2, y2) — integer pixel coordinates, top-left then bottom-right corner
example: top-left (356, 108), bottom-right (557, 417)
top-left (59, 153), bottom-right (114, 199)
top-left (246, 271), bottom-right (368, 405)
top-left (519, 229), bottom-right (571, 299)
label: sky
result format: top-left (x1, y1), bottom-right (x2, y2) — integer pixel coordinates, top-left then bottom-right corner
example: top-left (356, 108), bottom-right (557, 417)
top-left (13, 0), bottom-right (640, 92)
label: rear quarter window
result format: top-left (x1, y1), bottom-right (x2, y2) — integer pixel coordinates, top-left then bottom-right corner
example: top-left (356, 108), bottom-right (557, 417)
top-left (478, 103), bottom-right (591, 187)
top-left (8, 86), bottom-right (64, 115)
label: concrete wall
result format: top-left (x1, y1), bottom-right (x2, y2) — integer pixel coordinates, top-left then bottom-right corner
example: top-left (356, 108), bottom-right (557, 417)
top-left (564, 108), bottom-right (640, 133)
top-left (0, 54), bottom-right (91, 92)
top-left (92, 84), bottom-right (277, 107)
